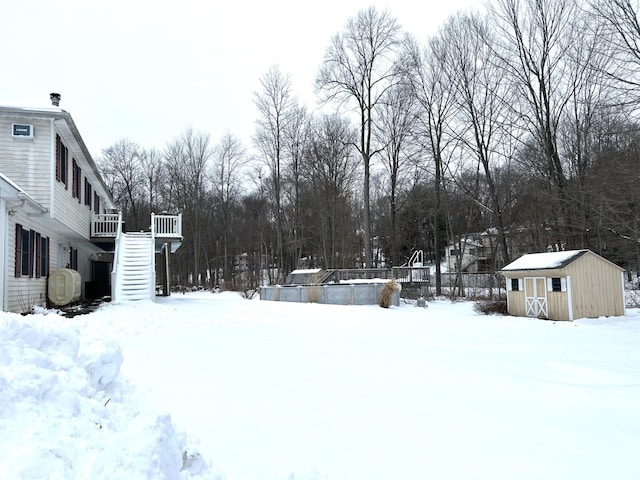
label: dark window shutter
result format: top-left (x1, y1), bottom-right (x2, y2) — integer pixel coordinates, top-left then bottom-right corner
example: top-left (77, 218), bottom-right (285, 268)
top-left (28, 230), bottom-right (35, 278)
top-left (55, 135), bottom-right (61, 182)
top-left (35, 233), bottom-right (42, 278)
top-left (15, 224), bottom-right (22, 277)
top-left (44, 237), bottom-right (50, 276)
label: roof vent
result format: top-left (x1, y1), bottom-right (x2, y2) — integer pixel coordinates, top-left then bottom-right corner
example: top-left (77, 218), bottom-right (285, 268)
top-left (50, 92), bottom-right (61, 107)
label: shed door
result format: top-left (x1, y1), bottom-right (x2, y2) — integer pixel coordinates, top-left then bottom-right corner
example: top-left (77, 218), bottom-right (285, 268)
top-left (524, 277), bottom-right (548, 318)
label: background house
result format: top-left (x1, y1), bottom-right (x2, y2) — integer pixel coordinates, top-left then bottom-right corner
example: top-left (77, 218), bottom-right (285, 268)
top-left (501, 249), bottom-right (625, 321)
top-left (446, 232), bottom-right (496, 273)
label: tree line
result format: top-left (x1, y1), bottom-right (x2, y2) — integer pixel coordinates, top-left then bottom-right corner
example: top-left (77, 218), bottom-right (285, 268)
top-left (98, 0), bottom-right (640, 293)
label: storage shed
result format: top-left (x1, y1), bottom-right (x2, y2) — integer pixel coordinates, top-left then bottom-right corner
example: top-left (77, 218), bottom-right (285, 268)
top-left (501, 249), bottom-right (625, 321)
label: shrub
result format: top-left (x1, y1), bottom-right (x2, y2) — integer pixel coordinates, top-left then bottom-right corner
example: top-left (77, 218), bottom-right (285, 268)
top-left (379, 278), bottom-right (400, 308)
top-left (473, 299), bottom-right (508, 315)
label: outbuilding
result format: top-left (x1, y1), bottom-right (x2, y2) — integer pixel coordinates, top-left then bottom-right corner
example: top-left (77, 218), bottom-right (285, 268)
top-left (501, 249), bottom-right (625, 321)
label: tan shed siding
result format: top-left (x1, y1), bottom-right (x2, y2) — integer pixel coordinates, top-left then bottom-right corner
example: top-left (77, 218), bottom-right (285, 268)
top-left (547, 291), bottom-right (570, 321)
top-left (0, 116), bottom-right (53, 209)
top-left (507, 290), bottom-right (526, 316)
top-left (567, 253), bottom-right (624, 319)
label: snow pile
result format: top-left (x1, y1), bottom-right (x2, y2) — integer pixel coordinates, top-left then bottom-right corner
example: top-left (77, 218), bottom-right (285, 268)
top-left (0, 312), bottom-right (213, 479)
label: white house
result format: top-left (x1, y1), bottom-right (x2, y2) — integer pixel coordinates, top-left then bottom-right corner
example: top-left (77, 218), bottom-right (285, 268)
top-left (0, 99), bottom-right (119, 313)
top-left (446, 232), bottom-right (495, 273)
top-left (1, 96), bottom-right (182, 313)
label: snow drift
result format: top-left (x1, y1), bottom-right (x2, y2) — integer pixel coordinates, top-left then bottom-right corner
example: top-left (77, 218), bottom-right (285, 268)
top-left (0, 312), bottom-right (212, 479)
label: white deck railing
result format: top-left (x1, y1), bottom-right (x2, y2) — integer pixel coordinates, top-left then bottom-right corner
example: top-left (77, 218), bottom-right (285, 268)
top-left (91, 213), bottom-right (122, 237)
top-left (151, 213), bottom-right (182, 238)
top-left (91, 212), bottom-right (182, 238)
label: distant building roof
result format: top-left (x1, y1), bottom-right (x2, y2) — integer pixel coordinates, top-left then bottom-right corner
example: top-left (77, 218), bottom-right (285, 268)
top-left (501, 250), bottom-right (589, 271)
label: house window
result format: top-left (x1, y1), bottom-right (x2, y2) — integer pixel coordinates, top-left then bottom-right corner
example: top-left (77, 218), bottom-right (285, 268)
top-left (69, 246), bottom-right (78, 270)
top-left (469, 248), bottom-right (476, 255)
top-left (551, 277), bottom-right (562, 292)
top-left (93, 193), bottom-right (100, 214)
top-left (72, 159), bottom-right (82, 201)
top-left (15, 225), bottom-right (49, 278)
top-left (56, 134), bottom-right (69, 188)
top-left (39, 235), bottom-right (49, 277)
top-left (450, 249), bottom-right (459, 256)
top-left (17, 225), bottom-right (30, 276)
top-left (84, 178), bottom-right (92, 207)
top-left (511, 278), bottom-right (520, 292)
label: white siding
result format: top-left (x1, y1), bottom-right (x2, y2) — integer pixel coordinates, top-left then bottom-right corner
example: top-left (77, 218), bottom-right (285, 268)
top-left (53, 178), bottom-right (92, 237)
top-left (7, 210), bottom-right (47, 313)
top-left (0, 116), bottom-right (53, 209)
top-left (0, 198), bottom-right (6, 311)
top-left (1, 113), bottom-right (106, 238)
top-left (5, 209), bottom-right (105, 313)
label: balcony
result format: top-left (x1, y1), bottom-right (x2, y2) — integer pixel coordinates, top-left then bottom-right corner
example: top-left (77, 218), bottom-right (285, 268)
top-left (91, 213), bottom-right (121, 238)
top-left (91, 212), bottom-right (183, 242)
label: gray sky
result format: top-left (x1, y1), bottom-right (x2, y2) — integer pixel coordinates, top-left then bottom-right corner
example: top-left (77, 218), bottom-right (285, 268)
top-left (0, 0), bottom-right (479, 158)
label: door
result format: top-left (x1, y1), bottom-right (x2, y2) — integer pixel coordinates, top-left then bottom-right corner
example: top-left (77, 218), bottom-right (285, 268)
top-left (524, 277), bottom-right (548, 318)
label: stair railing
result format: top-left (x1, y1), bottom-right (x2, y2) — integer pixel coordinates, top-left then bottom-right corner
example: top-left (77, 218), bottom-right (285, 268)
top-left (110, 212), bottom-right (124, 302)
top-left (149, 222), bottom-right (156, 299)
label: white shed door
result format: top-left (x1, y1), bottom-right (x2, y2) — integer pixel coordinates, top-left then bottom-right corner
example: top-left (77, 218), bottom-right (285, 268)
top-left (524, 277), bottom-right (548, 318)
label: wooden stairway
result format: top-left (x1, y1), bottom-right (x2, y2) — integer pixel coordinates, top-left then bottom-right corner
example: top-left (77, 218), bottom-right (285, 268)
top-left (111, 232), bottom-right (155, 302)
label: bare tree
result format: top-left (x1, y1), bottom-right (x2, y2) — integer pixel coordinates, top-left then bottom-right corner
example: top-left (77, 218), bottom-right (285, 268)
top-left (375, 77), bottom-right (417, 266)
top-left (305, 114), bottom-right (359, 268)
top-left (212, 132), bottom-right (247, 286)
top-left (99, 139), bottom-right (144, 229)
top-left (560, 10), bottom-right (614, 246)
top-left (443, 12), bottom-right (513, 266)
top-left (164, 128), bottom-right (213, 285)
top-left (405, 33), bottom-right (458, 293)
top-left (139, 147), bottom-right (165, 214)
top-left (491, 0), bottom-right (578, 245)
top-left (588, 0), bottom-right (640, 100)
top-left (316, 6), bottom-right (402, 267)
top-left (253, 65), bottom-right (295, 282)
top-left (283, 103), bottom-right (310, 268)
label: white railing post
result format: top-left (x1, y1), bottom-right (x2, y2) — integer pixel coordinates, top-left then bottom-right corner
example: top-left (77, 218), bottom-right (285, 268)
top-left (151, 212), bottom-right (156, 238)
top-left (150, 227), bottom-right (156, 300)
top-left (110, 212), bottom-right (124, 302)
top-left (116, 211), bottom-right (123, 237)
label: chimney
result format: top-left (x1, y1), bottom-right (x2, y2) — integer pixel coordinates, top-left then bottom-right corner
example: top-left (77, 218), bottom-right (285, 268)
top-left (50, 92), bottom-right (61, 107)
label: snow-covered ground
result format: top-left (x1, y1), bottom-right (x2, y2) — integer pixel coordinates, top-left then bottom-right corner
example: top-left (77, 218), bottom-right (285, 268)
top-left (2, 292), bottom-right (640, 479)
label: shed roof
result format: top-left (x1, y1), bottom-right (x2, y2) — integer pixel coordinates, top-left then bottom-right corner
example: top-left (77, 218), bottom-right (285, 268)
top-left (501, 249), bottom-right (589, 271)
